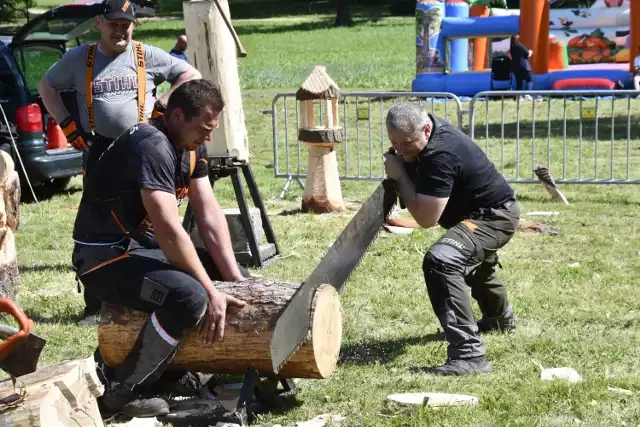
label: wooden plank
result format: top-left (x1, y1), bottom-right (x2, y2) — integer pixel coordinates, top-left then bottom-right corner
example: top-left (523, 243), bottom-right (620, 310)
top-left (183, 0), bottom-right (249, 161)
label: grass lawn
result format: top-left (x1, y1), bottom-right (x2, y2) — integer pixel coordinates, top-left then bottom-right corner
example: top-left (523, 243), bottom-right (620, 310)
top-left (8, 13), bottom-right (640, 427)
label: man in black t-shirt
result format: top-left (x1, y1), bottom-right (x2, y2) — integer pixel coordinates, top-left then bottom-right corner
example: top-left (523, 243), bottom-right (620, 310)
top-left (72, 79), bottom-right (248, 418)
top-left (384, 102), bottom-right (520, 376)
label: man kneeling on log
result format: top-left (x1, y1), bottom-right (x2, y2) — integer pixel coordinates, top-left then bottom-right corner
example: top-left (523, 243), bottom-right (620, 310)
top-left (71, 79), bottom-right (249, 418)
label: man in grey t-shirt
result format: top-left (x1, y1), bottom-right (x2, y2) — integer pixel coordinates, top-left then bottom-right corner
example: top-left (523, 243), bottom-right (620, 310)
top-left (38, 0), bottom-right (201, 324)
top-left (39, 0), bottom-right (201, 171)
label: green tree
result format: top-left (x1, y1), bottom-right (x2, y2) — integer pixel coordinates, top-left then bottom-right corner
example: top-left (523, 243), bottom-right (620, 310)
top-left (0, 0), bottom-right (20, 23)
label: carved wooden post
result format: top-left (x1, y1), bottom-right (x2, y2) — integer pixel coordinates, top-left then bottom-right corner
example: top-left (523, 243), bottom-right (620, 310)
top-left (0, 151), bottom-right (20, 301)
top-left (297, 66), bottom-right (346, 213)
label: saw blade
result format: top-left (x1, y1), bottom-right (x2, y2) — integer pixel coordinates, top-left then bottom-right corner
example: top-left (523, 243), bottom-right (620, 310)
top-left (270, 180), bottom-right (398, 373)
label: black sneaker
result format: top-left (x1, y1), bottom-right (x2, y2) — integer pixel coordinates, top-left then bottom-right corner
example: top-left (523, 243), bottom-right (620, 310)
top-left (429, 356), bottom-right (493, 376)
top-left (100, 384), bottom-right (169, 418)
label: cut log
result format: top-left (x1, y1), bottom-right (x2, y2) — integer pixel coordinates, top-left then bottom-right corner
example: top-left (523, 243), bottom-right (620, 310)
top-left (534, 167), bottom-right (569, 205)
top-left (301, 145), bottom-right (346, 214)
top-left (0, 356), bottom-right (104, 426)
top-left (0, 151), bottom-right (20, 301)
top-left (98, 280), bottom-right (342, 379)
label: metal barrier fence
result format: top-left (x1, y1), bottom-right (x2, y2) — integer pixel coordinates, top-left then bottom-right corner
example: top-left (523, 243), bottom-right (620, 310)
top-left (468, 90), bottom-right (640, 184)
top-left (270, 91), bottom-right (463, 196)
top-left (270, 89), bottom-right (640, 195)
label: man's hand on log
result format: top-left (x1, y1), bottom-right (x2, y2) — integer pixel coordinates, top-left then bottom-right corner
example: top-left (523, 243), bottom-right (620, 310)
top-left (200, 288), bottom-right (246, 344)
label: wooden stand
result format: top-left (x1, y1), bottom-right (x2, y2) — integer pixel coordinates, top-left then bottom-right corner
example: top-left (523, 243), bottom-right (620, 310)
top-left (97, 279), bottom-right (342, 379)
top-left (0, 357), bottom-right (104, 426)
top-left (183, 158), bottom-right (281, 268)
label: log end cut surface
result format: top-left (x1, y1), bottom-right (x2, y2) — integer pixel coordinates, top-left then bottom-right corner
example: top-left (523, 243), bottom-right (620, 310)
top-left (310, 284), bottom-right (343, 378)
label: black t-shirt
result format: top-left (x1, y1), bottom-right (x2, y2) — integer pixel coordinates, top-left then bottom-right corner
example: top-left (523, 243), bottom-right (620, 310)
top-left (510, 41), bottom-right (531, 73)
top-left (72, 117), bottom-right (208, 245)
top-left (405, 114), bottom-right (514, 229)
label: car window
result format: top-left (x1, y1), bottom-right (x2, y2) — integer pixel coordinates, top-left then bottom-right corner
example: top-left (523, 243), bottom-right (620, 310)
top-left (13, 45), bottom-right (62, 92)
top-left (0, 52), bottom-right (21, 102)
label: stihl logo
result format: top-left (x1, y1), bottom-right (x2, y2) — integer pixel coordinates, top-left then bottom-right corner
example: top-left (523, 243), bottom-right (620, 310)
top-left (442, 238), bottom-right (465, 250)
top-left (122, 0), bottom-right (130, 11)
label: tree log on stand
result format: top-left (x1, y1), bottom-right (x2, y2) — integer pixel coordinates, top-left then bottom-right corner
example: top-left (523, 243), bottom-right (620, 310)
top-left (98, 279), bottom-right (343, 379)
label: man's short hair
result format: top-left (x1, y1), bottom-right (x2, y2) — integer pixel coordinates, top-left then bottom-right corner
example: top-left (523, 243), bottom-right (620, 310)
top-left (166, 79), bottom-right (224, 122)
top-left (386, 102), bottom-right (428, 136)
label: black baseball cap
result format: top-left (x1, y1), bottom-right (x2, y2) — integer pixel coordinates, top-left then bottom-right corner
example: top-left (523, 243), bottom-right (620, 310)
top-left (103, 0), bottom-right (136, 21)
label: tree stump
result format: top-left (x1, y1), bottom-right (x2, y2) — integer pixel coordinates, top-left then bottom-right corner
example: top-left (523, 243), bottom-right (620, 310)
top-left (0, 151), bottom-right (20, 301)
top-left (98, 279), bottom-right (342, 379)
top-left (0, 357), bottom-right (104, 426)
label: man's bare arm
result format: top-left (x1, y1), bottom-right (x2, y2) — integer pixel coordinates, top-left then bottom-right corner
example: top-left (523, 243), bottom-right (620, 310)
top-left (394, 171), bottom-right (449, 229)
top-left (188, 176), bottom-right (245, 282)
top-left (38, 78), bottom-right (71, 124)
top-left (156, 65), bottom-right (202, 107)
top-left (141, 188), bottom-right (215, 292)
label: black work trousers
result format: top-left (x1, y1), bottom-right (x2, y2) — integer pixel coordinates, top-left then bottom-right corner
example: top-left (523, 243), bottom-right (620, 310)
top-left (73, 243), bottom-right (250, 339)
top-left (422, 202), bottom-right (520, 360)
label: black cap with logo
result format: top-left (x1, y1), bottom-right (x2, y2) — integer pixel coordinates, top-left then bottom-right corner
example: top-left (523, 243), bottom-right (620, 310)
top-left (103, 0), bottom-right (136, 21)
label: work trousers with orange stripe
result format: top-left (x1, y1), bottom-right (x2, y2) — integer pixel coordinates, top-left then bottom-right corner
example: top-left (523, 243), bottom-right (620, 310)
top-left (73, 244), bottom-right (250, 339)
top-left (422, 201), bottom-right (520, 360)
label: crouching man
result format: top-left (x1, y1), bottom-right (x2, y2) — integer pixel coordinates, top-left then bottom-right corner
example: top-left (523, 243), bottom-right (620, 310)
top-left (383, 102), bottom-right (519, 376)
top-left (71, 79), bottom-right (248, 417)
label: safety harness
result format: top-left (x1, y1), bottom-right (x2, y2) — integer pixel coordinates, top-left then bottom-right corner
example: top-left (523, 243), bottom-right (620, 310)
top-left (79, 151), bottom-right (197, 278)
top-left (112, 149), bottom-right (197, 241)
top-left (84, 41), bottom-right (147, 134)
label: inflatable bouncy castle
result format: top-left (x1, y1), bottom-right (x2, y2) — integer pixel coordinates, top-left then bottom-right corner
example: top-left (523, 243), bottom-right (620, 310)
top-left (412, 0), bottom-right (640, 96)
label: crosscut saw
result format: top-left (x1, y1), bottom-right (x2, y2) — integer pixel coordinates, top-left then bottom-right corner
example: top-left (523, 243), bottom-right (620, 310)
top-left (270, 177), bottom-right (399, 373)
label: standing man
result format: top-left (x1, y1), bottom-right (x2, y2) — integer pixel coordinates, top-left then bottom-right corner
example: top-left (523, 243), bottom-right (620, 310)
top-left (383, 102), bottom-right (520, 376)
top-left (38, 0), bottom-right (201, 324)
top-left (72, 79), bottom-right (248, 418)
top-left (169, 35), bottom-right (189, 63)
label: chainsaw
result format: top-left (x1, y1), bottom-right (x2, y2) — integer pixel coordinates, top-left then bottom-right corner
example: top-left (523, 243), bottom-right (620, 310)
top-left (270, 151), bottom-right (401, 373)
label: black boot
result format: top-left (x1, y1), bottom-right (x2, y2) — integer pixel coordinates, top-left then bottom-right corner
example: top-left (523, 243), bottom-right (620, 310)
top-left (477, 306), bottom-right (516, 334)
top-left (429, 355), bottom-right (493, 376)
top-left (100, 313), bottom-right (179, 418)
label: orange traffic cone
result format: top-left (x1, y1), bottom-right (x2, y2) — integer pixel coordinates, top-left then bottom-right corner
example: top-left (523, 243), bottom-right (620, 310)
top-left (46, 117), bottom-right (70, 149)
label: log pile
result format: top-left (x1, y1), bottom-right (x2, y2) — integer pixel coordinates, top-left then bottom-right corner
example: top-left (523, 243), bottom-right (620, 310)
top-left (0, 357), bottom-right (104, 426)
top-left (98, 279), bottom-right (343, 379)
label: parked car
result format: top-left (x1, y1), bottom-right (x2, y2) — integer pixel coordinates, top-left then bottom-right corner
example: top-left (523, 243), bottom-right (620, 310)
top-left (0, 1), bottom-right (108, 196)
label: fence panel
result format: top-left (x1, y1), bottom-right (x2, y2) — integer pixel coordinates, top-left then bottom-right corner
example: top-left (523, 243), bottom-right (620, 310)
top-left (468, 90), bottom-right (640, 184)
top-left (271, 91), bottom-right (463, 196)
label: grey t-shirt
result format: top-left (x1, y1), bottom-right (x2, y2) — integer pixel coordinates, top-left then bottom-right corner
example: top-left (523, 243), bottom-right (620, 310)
top-left (45, 41), bottom-right (189, 138)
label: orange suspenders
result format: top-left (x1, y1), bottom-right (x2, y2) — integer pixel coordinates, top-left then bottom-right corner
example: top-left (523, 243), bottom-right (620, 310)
top-left (84, 41), bottom-right (147, 134)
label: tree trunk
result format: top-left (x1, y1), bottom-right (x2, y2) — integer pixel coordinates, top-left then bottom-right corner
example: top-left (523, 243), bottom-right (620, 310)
top-left (0, 357), bottom-right (104, 426)
top-left (98, 280), bottom-right (342, 379)
top-left (335, 0), bottom-right (353, 27)
top-left (0, 151), bottom-right (20, 301)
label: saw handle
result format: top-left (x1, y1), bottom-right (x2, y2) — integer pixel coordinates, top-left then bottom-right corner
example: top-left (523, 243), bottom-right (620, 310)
top-left (385, 148), bottom-right (406, 209)
top-left (0, 298), bottom-right (33, 361)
